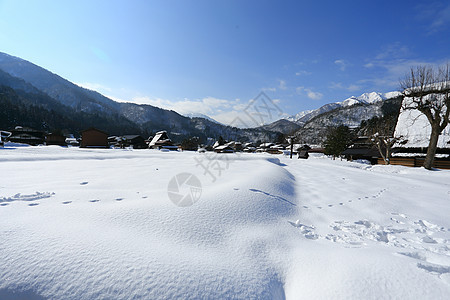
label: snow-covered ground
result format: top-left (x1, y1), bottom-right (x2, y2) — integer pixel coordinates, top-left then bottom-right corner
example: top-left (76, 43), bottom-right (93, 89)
top-left (0, 145), bottom-right (449, 299)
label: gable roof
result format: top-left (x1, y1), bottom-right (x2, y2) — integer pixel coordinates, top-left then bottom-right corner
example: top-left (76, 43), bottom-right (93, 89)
top-left (149, 131), bottom-right (171, 147)
top-left (80, 127), bottom-right (109, 135)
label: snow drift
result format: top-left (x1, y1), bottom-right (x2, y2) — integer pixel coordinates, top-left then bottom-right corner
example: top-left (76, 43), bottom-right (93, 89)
top-left (0, 147), bottom-right (449, 299)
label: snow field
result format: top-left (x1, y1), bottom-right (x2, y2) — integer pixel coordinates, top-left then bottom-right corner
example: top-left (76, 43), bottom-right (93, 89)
top-left (0, 146), bottom-right (449, 299)
top-left (0, 147), bottom-right (298, 299)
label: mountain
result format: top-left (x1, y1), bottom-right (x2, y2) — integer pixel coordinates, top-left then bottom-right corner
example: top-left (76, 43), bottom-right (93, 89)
top-left (259, 119), bottom-right (301, 135)
top-left (293, 95), bottom-right (403, 145)
top-left (287, 91), bottom-right (401, 126)
top-left (183, 113), bottom-right (223, 125)
top-left (0, 52), bottom-right (280, 143)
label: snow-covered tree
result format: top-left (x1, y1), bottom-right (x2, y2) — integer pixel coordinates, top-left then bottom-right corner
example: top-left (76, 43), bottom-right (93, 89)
top-left (370, 133), bottom-right (403, 165)
top-left (400, 64), bottom-right (450, 170)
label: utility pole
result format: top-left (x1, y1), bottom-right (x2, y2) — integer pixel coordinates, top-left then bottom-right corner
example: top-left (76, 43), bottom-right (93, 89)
top-left (288, 136), bottom-right (294, 159)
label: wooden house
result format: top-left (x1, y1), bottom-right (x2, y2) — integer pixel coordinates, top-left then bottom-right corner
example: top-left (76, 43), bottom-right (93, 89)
top-left (8, 126), bottom-right (45, 145)
top-left (214, 145), bottom-right (234, 153)
top-left (46, 133), bottom-right (67, 146)
top-left (148, 131), bottom-right (175, 149)
top-left (122, 135), bottom-right (147, 149)
top-left (80, 128), bottom-right (109, 148)
top-left (341, 137), bottom-right (380, 164)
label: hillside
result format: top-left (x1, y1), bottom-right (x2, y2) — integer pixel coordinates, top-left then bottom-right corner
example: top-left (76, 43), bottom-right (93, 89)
top-left (293, 96), bottom-right (403, 145)
top-left (0, 52), bottom-right (279, 143)
top-left (287, 92), bottom-right (401, 126)
top-left (259, 119), bottom-right (301, 135)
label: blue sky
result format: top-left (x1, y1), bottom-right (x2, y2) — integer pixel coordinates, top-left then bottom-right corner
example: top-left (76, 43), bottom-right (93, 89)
top-left (0, 0), bottom-right (449, 125)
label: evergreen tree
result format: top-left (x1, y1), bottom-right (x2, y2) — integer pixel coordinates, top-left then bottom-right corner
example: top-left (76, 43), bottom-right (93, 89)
top-left (323, 125), bottom-right (353, 159)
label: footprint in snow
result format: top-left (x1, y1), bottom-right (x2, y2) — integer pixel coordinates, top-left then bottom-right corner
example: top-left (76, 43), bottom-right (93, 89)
top-left (303, 205), bottom-right (309, 209)
top-left (28, 203), bottom-right (39, 206)
top-left (89, 199), bottom-right (100, 203)
top-left (328, 204), bottom-right (333, 207)
top-left (80, 182), bottom-right (89, 185)
top-left (115, 198), bottom-right (124, 201)
top-left (62, 201), bottom-right (72, 205)
top-left (0, 203), bottom-right (9, 206)
top-left (339, 202), bottom-right (344, 205)
top-left (142, 196), bottom-right (148, 199)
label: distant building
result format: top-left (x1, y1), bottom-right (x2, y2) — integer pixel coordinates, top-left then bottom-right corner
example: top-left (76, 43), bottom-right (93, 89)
top-left (120, 134), bottom-right (147, 149)
top-left (214, 145), bottom-right (234, 153)
top-left (80, 128), bottom-right (109, 148)
top-left (148, 131), bottom-right (177, 150)
top-left (341, 137), bottom-right (380, 164)
top-left (46, 133), bottom-right (67, 146)
top-left (0, 131), bottom-right (11, 147)
top-left (8, 126), bottom-right (45, 145)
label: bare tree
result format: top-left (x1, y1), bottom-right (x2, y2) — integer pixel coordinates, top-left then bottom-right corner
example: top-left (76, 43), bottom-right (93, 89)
top-left (370, 133), bottom-right (403, 165)
top-left (400, 64), bottom-right (450, 170)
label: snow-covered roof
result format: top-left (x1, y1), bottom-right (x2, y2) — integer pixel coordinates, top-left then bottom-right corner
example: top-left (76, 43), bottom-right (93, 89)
top-left (149, 131), bottom-right (171, 147)
top-left (394, 95), bottom-right (450, 148)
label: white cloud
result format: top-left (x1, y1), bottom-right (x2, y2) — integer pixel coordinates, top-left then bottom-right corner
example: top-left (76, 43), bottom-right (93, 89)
top-left (262, 87), bottom-right (276, 92)
top-left (132, 96), bottom-right (237, 117)
top-left (329, 82), bottom-right (362, 92)
top-left (334, 59), bottom-right (347, 71)
top-left (305, 89), bottom-right (323, 100)
top-left (295, 70), bottom-right (312, 76)
top-left (278, 79), bottom-right (287, 90)
top-left (329, 82), bottom-right (343, 89)
top-left (416, 2), bottom-right (450, 33)
top-left (296, 86), bottom-right (323, 100)
top-left (375, 43), bottom-right (410, 60)
top-left (347, 84), bottom-right (361, 92)
top-left (359, 59), bottom-right (446, 89)
top-left (129, 95), bottom-right (286, 127)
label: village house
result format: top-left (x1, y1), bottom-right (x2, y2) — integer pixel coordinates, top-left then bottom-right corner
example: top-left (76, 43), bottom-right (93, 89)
top-left (45, 132), bottom-right (67, 146)
top-left (80, 128), bottom-right (109, 148)
top-left (214, 145), bottom-right (234, 153)
top-left (7, 126), bottom-right (45, 145)
top-left (148, 131), bottom-right (178, 150)
top-left (341, 137), bottom-right (381, 164)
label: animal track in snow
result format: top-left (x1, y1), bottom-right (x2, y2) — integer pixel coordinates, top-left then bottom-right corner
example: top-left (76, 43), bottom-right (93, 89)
top-left (303, 188), bottom-right (390, 212)
top-left (0, 192), bottom-right (55, 203)
top-left (89, 199), bottom-right (100, 203)
top-left (80, 182), bottom-right (89, 185)
top-left (398, 251), bottom-right (450, 282)
top-left (62, 201), bottom-right (72, 205)
top-left (294, 214), bottom-right (449, 267)
top-left (249, 189), bottom-right (296, 206)
top-left (115, 198), bottom-right (124, 201)
top-left (289, 220), bottom-right (319, 240)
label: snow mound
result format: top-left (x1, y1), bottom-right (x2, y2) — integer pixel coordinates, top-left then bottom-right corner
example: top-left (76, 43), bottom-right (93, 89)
top-left (0, 147), bottom-right (449, 299)
top-left (0, 148), bottom-right (298, 299)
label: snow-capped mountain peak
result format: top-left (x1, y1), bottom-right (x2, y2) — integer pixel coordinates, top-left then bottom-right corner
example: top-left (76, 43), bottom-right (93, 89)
top-left (286, 91), bottom-right (401, 124)
top-left (340, 92), bottom-right (385, 107)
